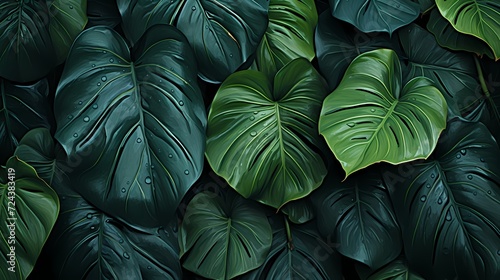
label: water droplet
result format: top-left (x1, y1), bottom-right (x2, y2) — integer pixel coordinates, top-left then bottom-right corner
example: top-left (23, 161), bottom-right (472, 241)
top-left (73, 133), bottom-right (78, 138)
top-left (480, 158), bottom-right (485, 162)
top-left (170, 89), bottom-right (174, 93)
top-left (350, 198), bottom-right (354, 202)
top-left (168, 154), bottom-right (173, 158)
top-left (253, 111), bottom-right (258, 115)
top-left (347, 122), bottom-right (355, 127)
top-left (78, 101), bottom-right (83, 105)
top-left (446, 211), bottom-right (452, 221)
top-left (92, 64), bottom-right (96, 68)
top-left (147, 266), bottom-right (152, 270)
top-left (420, 195), bottom-right (427, 202)
top-left (159, 79), bottom-right (162, 83)
top-left (426, 184), bottom-right (431, 188)
top-left (431, 173), bottom-right (435, 178)
top-left (92, 104), bottom-right (98, 109)
top-left (411, 97), bottom-right (416, 101)
top-left (229, 53), bottom-right (233, 58)
top-left (102, 51), bottom-right (107, 54)
top-left (101, 76), bottom-right (107, 82)
top-left (151, 165), bottom-right (155, 169)
top-left (86, 214), bottom-right (92, 219)
top-left (460, 149), bottom-right (466, 155)
top-left (109, 58), bottom-right (114, 63)
top-left (105, 219), bottom-right (110, 223)
top-left (467, 175), bottom-right (473, 180)
top-left (249, 116), bottom-right (255, 121)
top-left (184, 170), bottom-right (189, 175)
top-left (83, 116), bottom-right (90, 122)
top-left (179, 100), bottom-right (184, 106)
top-left (370, 109), bottom-right (376, 113)
top-left (137, 138), bottom-right (142, 143)
top-left (69, 5), bottom-right (73, 9)
top-left (121, 188), bottom-right (126, 193)
top-left (456, 154), bottom-right (461, 159)
top-left (488, 190), bottom-right (492, 195)
top-left (68, 115), bottom-right (73, 119)
top-left (123, 253), bottom-right (130, 259)
top-left (437, 198), bottom-right (442, 204)
top-left (250, 131), bottom-right (257, 137)
top-left (473, 191), bottom-right (477, 196)
top-left (191, 6), bottom-right (196, 10)
top-left (145, 177), bottom-right (152, 184)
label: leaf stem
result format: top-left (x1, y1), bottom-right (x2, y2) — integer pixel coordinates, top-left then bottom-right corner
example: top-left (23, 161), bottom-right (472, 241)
top-left (284, 216), bottom-right (294, 250)
top-left (474, 55), bottom-right (490, 99)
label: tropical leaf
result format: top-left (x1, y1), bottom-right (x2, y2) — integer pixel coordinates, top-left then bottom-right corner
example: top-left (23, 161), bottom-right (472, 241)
top-left (86, 0), bottom-right (121, 27)
top-left (436, 0), bottom-right (500, 60)
top-left (329, 0), bottom-right (420, 34)
top-left (48, 186), bottom-right (182, 279)
top-left (0, 157), bottom-right (59, 280)
top-left (413, 0), bottom-right (434, 13)
top-left (0, 0), bottom-right (87, 82)
top-left (315, 11), bottom-right (399, 90)
top-left (397, 24), bottom-right (480, 117)
top-left (179, 190), bottom-right (272, 280)
top-left (385, 119), bottom-right (500, 280)
top-left (252, 0), bottom-right (318, 78)
top-left (312, 168), bottom-right (402, 270)
top-left (206, 58), bottom-right (329, 209)
top-left (54, 25), bottom-right (207, 227)
top-left (356, 257), bottom-right (425, 280)
top-left (240, 219), bottom-right (343, 280)
top-left (319, 49), bottom-right (447, 178)
top-left (117, 0), bottom-right (269, 83)
top-left (281, 197), bottom-right (315, 224)
top-left (0, 79), bottom-right (52, 165)
top-left (427, 8), bottom-right (495, 60)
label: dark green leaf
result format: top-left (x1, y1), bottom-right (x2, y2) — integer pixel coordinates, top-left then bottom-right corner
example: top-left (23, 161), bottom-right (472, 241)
top-left (329, 0), bottom-right (420, 34)
top-left (179, 190), bottom-right (272, 279)
top-left (117, 0), bottom-right (269, 83)
top-left (427, 8), bottom-right (495, 60)
top-left (398, 24), bottom-right (480, 118)
top-left (206, 58), bottom-right (329, 209)
top-left (0, 79), bottom-right (52, 165)
top-left (356, 257), bottom-right (425, 280)
top-left (48, 186), bottom-right (181, 280)
top-left (240, 219), bottom-right (343, 280)
top-left (315, 11), bottom-right (399, 90)
top-left (281, 197), bottom-right (315, 224)
top-left (0, 157), bottom-right (59, 280)
top-left (313, 168), bottom-right (402, 270)
top-left (54, 25), bottom-right (207, 227)
top-left (252, 0), bottom-right (318, 78)
top-left (319, 49), bottom-right (447, 178)
top-left (385, 119), bottom-right (500, 280)
top-left (436, 0), bottom-right (500, 60)
top-left (413, 0), bottom-right (434, 13)
top-left (86, 0), bottom-right (121, 28)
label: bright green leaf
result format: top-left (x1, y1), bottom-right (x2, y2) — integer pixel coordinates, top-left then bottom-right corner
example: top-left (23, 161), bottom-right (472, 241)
top-left (179, 190), bottom-right (272, 280)
top-left (206, 58), bottom-right (329, 209)
top-left (319, 49), bottom-right (447, 178)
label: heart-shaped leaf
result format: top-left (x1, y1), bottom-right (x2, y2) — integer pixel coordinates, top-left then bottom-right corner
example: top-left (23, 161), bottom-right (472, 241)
top-left (329, 0), bottom-right (420, 34)
top-left (252, 0), bottom-right (318, 78)
top-left (319, 49), bottom-right (447, 178)
top-left (48, 186), bottom-right (182, 279)
top-left (54, 25), bottom-right (207, 227)
top-left (0, 0), bottom-right (87, 82)
top-left (427, 8), bottom-right (495, 60)
top-left (397, 24), bottom-right (480, 118)
top-left (179, 190), bottom-right (272, 280)
top-left (0, 79), bottom-right (52, 165)
top-left (117, 0), bottom-right (269, 83)
top-left (0, 157), bottom-right (59, 280)
top-left (436, 0), bottom-right (500, 60)
top-left (384, 119), bottom-right (500, 280)
top-left (206, 58), bottom-right (329, 209)
top-left (315, 11), bottom-right (399, 90)
top-left (312, 168), bottom-right (402, 270)
top-left (240, 219), bottom-right (343, 280)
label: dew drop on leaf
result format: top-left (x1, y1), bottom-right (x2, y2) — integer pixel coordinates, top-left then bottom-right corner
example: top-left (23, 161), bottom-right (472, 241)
top-left (168, 154), bottom-right (173, 158)
top-left (119, 239), bottom-right (123, 243)
top-left (347, 122), bottom-right (355, 127)
top-left (431, 173), bottom-right (435, 178)
top-left (92, 64), bottom-right (96, 68)
top-left (480, 158), bottom-right (485, 162)
top-left (184, 170), bottom-right (189, 175)
top-left (179, 100), bottom-right (184, 106)
top-left (420, 195), bottom-right (426, 202)
top-left (145, 177), bottom-right (152, 184)
top-left (249, 116), bottom-right (255, 121)
top-left (370, 109), bottom-right (375, 113)
top-left (460, 149), bottom-right (466, 155)
top-left (73, 133), bottom-right (78, 137)
top-left (446, 211), bottom-right (452, 221)
top-left (456, 154), bottom-right (461, 159)
top-left (147, 266), bottom-right (152, 270)
top-left (121, 188), bottom-right (126, 193)
top-left (78, 101), bottom-right (83, 105)
top-left (250, 131), bottom-right (257, 137)
top-left (191, 6), bottom-right (196, 10)
top-left (68, 115), bottom-right (73, 119)
top-left (426, 184), bottom-right (430, 188)
top-left (123, 253), bottom-right (130, 259)
top-left (437, 198), bottom-right (442, 204)
top-left (109, 58), bottom-right (114, 63)
top-left (137, 138), bottom-right (142, 143)
top-left (253, 111), bottom-right (258, 115)
top-left (83, 116), bottom-right (90, 122)
top-left (101, 76), bottom-right (107, 82)
top-left (467, 175), bottom-right (473, 180)
top-left (92, 104), bottom-right (98, 109)
top-left (488, 190), bottom-right (492, 195)
top-left (69, 5), bottom-right (73, 9)
top-left (86, 214), bottom-right (92, 219)
top-left (90, 226), bottom-right (95, 230)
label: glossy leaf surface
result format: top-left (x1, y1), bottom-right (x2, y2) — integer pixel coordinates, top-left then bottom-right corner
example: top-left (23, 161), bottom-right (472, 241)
top-left (206, 58), bottom-right (328, 208)
top-left (319, 49), bottom-right (447, 178)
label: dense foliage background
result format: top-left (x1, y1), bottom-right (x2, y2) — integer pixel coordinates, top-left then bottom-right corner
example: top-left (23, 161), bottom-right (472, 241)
top-left (1, 0), bottom-right (499, 279)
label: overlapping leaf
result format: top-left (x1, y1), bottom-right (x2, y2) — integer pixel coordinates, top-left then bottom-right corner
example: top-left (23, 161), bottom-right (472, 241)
top-left (436, 0), bottom-right (500, 60)
top-left (329, 0), bottom-right (420, 34)
top-left (54, 25), bottom-right (207, 227)
top-left (356, 257), bottom-right (425, 280)
top-left (117, 0), bottom-right (269, 83)
top-left (319, 49), bottom-right (447, 178)
top-left (0, 79), bottom-right (52, 165)
top-left (0, 157), bottom-right (59, 280)
top-left (206, 58), bottom-right (329, 209)
top-left (385, 120), bottom-right (500, 280)
top-left (179, 190), bottom-right (272, 280)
